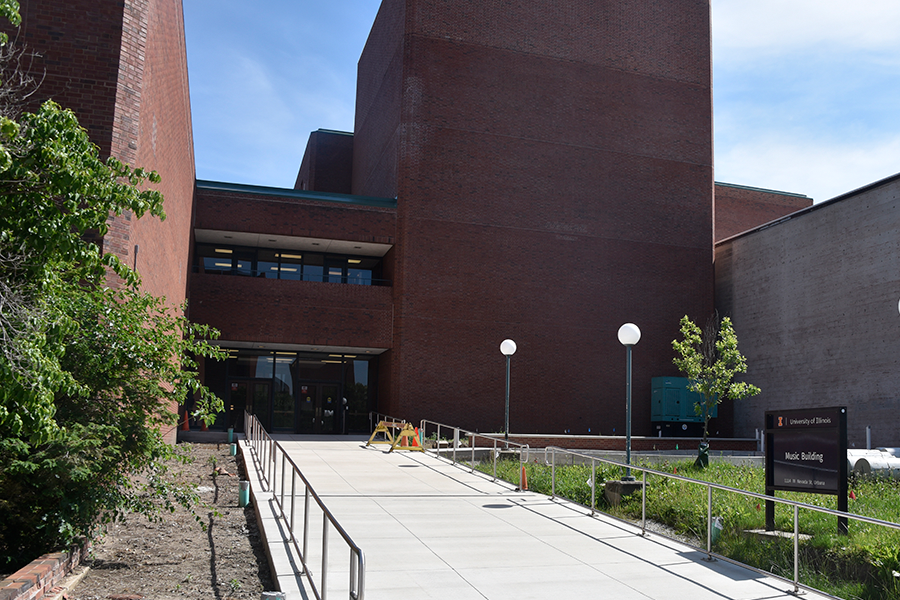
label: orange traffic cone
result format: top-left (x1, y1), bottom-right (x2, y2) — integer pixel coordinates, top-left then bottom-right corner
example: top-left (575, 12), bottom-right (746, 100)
top-left (520, 465), bottom-right (528, 490)
top-left (412, 427), bottom-right (420, 447)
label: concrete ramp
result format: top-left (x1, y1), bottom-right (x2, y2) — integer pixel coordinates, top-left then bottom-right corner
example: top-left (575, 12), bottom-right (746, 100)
top-left (247, 436), bottom-right (829, 600)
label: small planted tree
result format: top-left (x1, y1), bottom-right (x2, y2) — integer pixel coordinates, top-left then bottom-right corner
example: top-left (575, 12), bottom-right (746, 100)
top-left (672, 313), bottom-right (760, 467)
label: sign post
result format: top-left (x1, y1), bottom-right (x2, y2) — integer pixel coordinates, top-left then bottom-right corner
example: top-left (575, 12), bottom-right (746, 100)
top-left (765, 407), bottom-right (848, 534)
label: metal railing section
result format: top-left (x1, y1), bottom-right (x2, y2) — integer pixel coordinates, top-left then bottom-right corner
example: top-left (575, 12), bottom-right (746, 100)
top-left (408, 420), bottom-right (900, 600)
top-left (538, 445), bottom-right (900, 598)
top-left (244, 413), bottom-right (365, 600)
top-left (417, 419), bottom-right (530, 489)
top-left (368, 412), bottom-right (406, 433)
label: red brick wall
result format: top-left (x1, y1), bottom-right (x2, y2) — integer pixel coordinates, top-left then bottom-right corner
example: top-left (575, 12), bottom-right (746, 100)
top-left (714, 183), bottom-right (812, 242)
top-left (125, 0), bottom-right (196, 306)
top-left (12, 0), bottom-right (123, 154)
top-left (12, 0), bottom-right (195, 301)
top-left (356, 0), bottom-right (715, 437)
top-left (0, 544), bottom-right (89, 600)
top-left (190, 274), bottom-right (394, 349)
top-left (353, 0), bottom-right (404, 198)
top-left (715, 175), bottom-right (900, 448)
top-left (295, 130), bottom-right (354, 193)
top-left (193, 187), bottom-right (396, 245)
top-left (12, 0), bottom-right (196, 443)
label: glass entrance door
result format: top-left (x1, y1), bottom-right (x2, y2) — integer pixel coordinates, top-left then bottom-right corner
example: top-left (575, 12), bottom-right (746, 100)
top-left (235, 380), bottom-right (271, 431)
top-left (320, 384), bottom-right (338, 433)
top-left (253, 381), bottom-right (271, 430)
top-left (272, 384), bottom-right (294, 431)
top-left (227, 382), bottom-right (247, 432)
top-left (298, 384), bottom-right (340, 433)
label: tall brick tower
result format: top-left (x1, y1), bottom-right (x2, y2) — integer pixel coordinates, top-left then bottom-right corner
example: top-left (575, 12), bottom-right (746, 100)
top-left (14, 0), bottom-right (195, 308)
top-left (353, 0), bottom-right (715, 435)
top-left (14, 0), bottom-right (196, 441)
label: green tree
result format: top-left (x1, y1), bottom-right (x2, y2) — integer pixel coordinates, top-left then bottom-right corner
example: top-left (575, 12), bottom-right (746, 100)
top-left (0, 100), bottom-right (177, 442)
top-left (672, 313), bottom-right (760, 467)
top-left (0, 6), bottom-right (225, 567)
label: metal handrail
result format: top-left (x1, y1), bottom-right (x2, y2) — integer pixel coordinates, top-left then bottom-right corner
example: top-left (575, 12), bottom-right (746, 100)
top-left (537, 444), bottom-right (900, 598)
top-left (368, 412), bottom-right (406, 432)
top-left (374, 417), bottom-right (900, 598)
top-left (244, 412), bottom-right (365, 600)
top-left (417, 419), bottom-right (530, 489)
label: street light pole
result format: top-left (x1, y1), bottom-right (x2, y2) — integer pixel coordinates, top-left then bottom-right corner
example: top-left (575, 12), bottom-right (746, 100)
top-left (500, 339), bottom-right (517, 446)
top-left (617, 323), bottom-right (641, 481)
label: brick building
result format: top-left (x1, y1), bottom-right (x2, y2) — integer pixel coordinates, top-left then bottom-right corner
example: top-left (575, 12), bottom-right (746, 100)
top-left (12, 0), bottom-right (195, 442)
top-left (192, 0), bottom-right (723, 437)
top-left (13, 0), bottom-right (824, 440)
top-left (716, 173), bottom-right (900, 448)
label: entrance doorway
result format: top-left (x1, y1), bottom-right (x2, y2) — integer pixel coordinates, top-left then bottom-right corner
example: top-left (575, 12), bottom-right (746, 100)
top-left (298, 383), bottom-right (341, 434)
top-left (230, 380), bottom-right (272, 431)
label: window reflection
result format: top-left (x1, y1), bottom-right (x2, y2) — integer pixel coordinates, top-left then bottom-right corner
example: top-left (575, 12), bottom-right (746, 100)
top-left (213, 349), bottom-right (375, 434)
top-left (194, 243), bottom-right (384, 285)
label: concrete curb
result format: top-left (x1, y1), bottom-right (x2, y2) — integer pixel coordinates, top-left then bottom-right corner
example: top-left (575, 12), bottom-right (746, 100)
top-left (238, 440), bottom-right (309, 600)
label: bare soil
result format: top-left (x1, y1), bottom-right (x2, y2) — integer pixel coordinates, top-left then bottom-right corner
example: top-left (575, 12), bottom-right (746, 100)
top-left (69, 443), bottom-right (275, 600)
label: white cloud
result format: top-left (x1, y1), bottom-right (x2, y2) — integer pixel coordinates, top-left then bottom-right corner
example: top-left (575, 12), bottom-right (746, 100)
top-left (716, 134), bottom-right (900, 202)
top-left (712, 1), bottom-right (900, 202)
top-left (713, 0), bottom-right (900, 56)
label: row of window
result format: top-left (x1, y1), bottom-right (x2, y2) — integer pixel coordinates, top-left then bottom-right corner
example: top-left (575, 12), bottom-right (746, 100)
top-left (194, 244), bottom-right (386, 285)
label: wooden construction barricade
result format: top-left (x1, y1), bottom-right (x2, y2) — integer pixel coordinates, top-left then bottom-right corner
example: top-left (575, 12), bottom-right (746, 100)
top-left (389, 423), bottom-right (425, 452)
top-left (367, 420), bottom-right (402, 446)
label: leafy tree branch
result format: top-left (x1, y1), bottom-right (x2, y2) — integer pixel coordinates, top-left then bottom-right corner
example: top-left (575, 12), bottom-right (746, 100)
top-left (672, 313), bottom-right (760, 449)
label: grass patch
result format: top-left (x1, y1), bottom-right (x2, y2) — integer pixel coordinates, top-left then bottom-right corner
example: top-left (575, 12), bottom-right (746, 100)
top-left (477, 456), bottom-right (900, 599)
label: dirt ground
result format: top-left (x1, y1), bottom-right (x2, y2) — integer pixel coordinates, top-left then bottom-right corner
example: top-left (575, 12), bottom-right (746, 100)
top-left (68, 443), bottom-right (275, 600)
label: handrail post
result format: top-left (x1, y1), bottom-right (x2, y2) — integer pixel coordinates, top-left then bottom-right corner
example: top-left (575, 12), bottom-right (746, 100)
top-left (453, 428), bottom-right (458, 464)
top-left (706, 483), bottom-right (713, 558)
top-left (357, 550), bottom-right (366, 600)
top-left (591, 458), bottom-right (596, 515)
top-left (551, 447), bottom-right (556, 499)
top-left (492, 439), bottom-right (497, 481)
top-left (322, 512), bottom-right (329, 600)
top-left (518, 444), bottom-right (524, 490)
top-left (262, 436), bottom-right (267, 487)
top-left (268, 438), bottom-right (273, 489)
top-left (303, 486), bottom-right (310, 573)
top-left (350, 551), bottom-right (358, 600)
top-left (641, 469), bottom-right (647, 536)
top-left (280, 453), bottom-right (286, 509)
top-left (471, 434), bottom-right (476, 472)
top-left (793, 504), bottom-right (800, 593)
top-left (290, 470), bottom-right (296, 535)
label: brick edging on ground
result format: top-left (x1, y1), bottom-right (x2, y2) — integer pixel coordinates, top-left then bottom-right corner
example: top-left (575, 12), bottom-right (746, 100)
top-left (0, 544), bottom-right (90, 600)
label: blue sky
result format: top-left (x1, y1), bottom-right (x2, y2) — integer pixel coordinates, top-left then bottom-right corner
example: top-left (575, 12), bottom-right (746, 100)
top-left (183, 0), bottom-right (900, 203)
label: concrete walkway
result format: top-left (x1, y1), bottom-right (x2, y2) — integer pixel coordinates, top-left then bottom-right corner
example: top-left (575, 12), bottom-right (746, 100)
top-left (241, 436), bottom-right (829, 600)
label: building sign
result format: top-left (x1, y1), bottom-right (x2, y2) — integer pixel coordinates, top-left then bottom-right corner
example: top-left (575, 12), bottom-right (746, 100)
top-left (767, 407), bottom-right (845, 493)
top-left (765, 406), bottom-right (848, 532)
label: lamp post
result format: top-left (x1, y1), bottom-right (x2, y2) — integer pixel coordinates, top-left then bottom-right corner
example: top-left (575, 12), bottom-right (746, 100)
top-left (500, 339), bottom-right (517, 445)
top-left (617, 323), bottom-right (641, 480)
